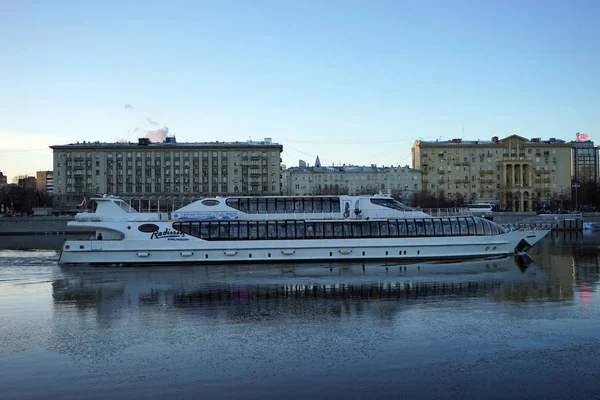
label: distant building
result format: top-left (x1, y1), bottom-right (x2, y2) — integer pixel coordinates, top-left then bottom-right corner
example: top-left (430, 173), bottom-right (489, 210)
top-left (411, 134), bottom-right (572, 211)
top-left (282, 157), bottom-right (422, 202)
top-left (570, 140), bottom-right (598, 183)
top-left (36, 170), bottom-right (53, 193)
top-left (0, 171), bottom-right (7, 187)
top-left (50, 136), bottom-right (283, 208)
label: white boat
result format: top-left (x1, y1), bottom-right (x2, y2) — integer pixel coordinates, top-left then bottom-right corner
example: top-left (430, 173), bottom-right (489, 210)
top-left (58, 195), bottom-right (551, 266)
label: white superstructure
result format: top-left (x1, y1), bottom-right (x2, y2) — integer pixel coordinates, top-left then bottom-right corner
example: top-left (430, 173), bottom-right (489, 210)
top-left (58, 195), bottom-right (551, 266)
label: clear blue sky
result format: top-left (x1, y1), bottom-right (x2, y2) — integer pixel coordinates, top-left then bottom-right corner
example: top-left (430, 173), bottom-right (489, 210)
top-left (1, 0), bottom-right (598, 181)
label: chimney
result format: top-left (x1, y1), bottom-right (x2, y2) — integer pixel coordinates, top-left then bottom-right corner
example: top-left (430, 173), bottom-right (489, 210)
top-left (491, 136), bottom-right (499, 143)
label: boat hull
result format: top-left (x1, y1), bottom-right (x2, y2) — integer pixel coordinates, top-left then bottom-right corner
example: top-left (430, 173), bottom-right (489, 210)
top-left (58, 230), bottom-right (549, 266)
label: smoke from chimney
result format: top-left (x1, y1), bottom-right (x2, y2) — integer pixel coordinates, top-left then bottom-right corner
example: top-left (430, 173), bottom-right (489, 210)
top-left (145, 125), bottom-right (169, 142)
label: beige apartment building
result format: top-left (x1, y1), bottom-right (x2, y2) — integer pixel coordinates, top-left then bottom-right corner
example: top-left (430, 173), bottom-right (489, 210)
top-left (51, 137), bottom-right (283, 208)
top-left (411, 135), bottom-right (572, 211)
top-left (36, 170), bottom-right (53, 193)
top-left (282, 160), bottom-right (421, 202)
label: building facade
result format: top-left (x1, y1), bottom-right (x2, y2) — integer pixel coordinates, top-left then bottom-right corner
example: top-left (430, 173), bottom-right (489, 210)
top-left (36, 170), bottom-right (53, 193)
top-left (412, 135), bottom-right (572, 211)
top-left (0, 171), bottom-right (7, 187)
top-left (282, 162), bottom-right (422, 202)
top-left (570, 140), bottom-right (598, 183)
top-left (51, 137), bottom-right (283, 208)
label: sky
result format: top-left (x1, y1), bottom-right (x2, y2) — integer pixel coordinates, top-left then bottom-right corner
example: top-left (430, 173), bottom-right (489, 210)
top-left (1, 0), bottom-right (598, 182)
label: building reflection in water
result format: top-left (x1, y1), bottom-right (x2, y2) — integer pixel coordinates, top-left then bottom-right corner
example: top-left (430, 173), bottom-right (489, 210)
top-left (51, 255), bottom-right (573, 322)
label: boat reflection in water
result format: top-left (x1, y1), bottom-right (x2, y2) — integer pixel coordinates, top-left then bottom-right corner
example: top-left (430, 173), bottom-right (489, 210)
top-left (52, 255), bottom-right (561, 313)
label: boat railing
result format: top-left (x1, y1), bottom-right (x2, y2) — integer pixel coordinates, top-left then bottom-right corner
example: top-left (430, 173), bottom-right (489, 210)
top-left (420, 208), bottom-right (474, 217)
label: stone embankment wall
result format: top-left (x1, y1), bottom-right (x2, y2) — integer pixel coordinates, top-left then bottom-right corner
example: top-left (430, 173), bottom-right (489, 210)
top-left (0, 217), bottom-right (92, 235)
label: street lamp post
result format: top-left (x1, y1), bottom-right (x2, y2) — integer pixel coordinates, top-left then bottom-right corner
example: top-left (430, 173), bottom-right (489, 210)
top-left (572, 182), bottom-right (581, 211)
top-left (560, 185), bottom-right (564, 211)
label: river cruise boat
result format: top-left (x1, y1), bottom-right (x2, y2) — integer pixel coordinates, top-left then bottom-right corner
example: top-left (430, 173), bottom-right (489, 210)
top-left (58, 195), bottom-right (551, 266)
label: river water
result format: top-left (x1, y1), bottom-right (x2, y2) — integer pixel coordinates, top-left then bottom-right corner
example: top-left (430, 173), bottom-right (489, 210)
top-left (1, 233), bottom-right (599, 399)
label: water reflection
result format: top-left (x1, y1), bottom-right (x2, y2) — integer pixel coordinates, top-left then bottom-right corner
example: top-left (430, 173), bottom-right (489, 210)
top-left (51, 256), bottom-right (563, 317)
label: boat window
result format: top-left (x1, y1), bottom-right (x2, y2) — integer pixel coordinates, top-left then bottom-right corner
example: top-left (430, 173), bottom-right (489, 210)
top-left (432, 219), bottom-right (442, 235)
top-left (361, 221), bottom-right (371, 237)
top-left (475, 218), bottom-right (484, 235)
top-left (296, 221), bottom-right (305, 238)
top-left (331, 199), bottom-right (341, 213)
top-left (449, 218), bottom-right (460, 235)
top-left (424, 219), bottom-right (434, 236)
top-left (258, 222), bottom-right (267, 239)
top-left (191, 222), bottom-right (200, 237)
top-left (276, 199), bottom-right (285, 213)
top-left (311, 198), bottom-right (321, 213)
top-left (225, 199), bottom-right (239, 210)
top-left (257, 199), bottom-right (267, 213)
top-left (388, 220), bottom-right (398, 236)
top-left (349, 222), bottom-right (359, 238)
top-left (248, 199), bottom-right (258, 214)
top-left (398, 220), bottom-right (407, 236)
top-left (440, 218), bottom-right (450, 236)
top-left (305, 222), bottom-right (315, 238)
top-left (267, 222), bottom-right (277, 239)
top-left (370, 221), bottom-right (380, 237)
top-left (139, 223), bottom-right (159, 233)
top-left (238, 199), bottom-right (249, 213)
top-left (379, 221), bottom-right (389, 237)
top-left (459, 218), bottom-right (468, 235)
top-left (286, 221), bottom-right (296, 238)
top-left (370, 198), bottom-right (414, 211)
top-left (209, 222), bottom-right (219, 239)
top-left (490, 222), bottom-right (499, 235)
top-left (294, 198), bottom-right (303, 213)
top-left (285, 198), bottom-right (294, 212)
top-left (415, 220), bottom-right (425, 236)
top-left (304, 199), bottom-right (313, 213)
top-left (115, 200), bottom-right (139, 213)
top-left (406, 220), bottom-right (416, 236)
top-left (239, 222), bottom-right (248, 239)
top-left (201, 199), bottom-right (220, 206)
top-left (249, 222), bottom-right (258, 239)
top-left (200, 222), bottom-right (210, 239)
top-left (333, 222), bottom-right (342, 238)
top-left (267, 198), bottom-right (276, 213)
top-left (229, 222), bottom-right (239, 239)
top-left (466, 217), bottom-right (476, 235)
top-left (482, 219), bottom-right (492, 236)
top-left (323, 199), bottom-right (331, 213)
top-left (324, 222), bottom-right (333, 238)
top-left (314, 222), bottom-right (324, 238)
top-left (343, 222), bottom-right (353, 238)
top-left (275, 221), bottom-right (285, 238)
top-left (219, 222), bottom-right (229, 239)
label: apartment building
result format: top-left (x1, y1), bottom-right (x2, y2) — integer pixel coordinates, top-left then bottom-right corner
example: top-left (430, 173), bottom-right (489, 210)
top-left (36, 170), bottom-right (53, 193)
top-left (411, 135), bottom-right (572, 211)
top-left (570, 140), bottom-right (599, 182)
top-left (51, 137), bottom-right (283, 208)
top-left (282, 161), bottom-right (421, 202)
top-left (0, 171), bottom-right (7, 187)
